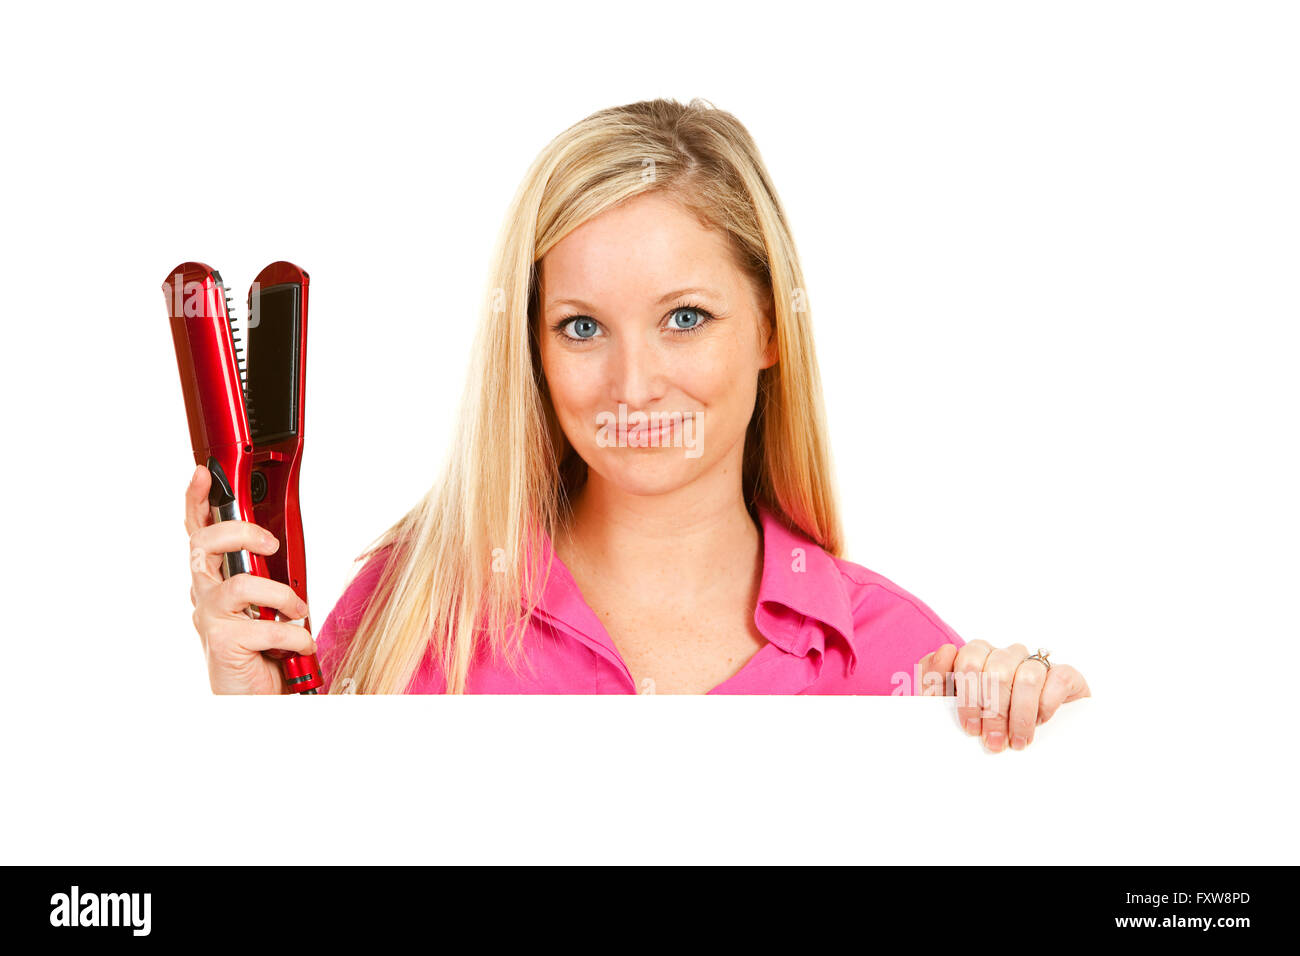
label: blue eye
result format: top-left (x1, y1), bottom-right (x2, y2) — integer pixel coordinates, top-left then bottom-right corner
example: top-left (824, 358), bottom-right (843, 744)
top-left (553, 304), bottom-right (714, 342)
top-left (669, 307), bottom-right (703, 330)
top-left (562, 316), bottom-right (600, 340)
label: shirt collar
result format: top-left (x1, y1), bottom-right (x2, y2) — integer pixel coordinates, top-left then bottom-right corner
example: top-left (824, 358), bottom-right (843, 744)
top-left (527, 503), bottom-right (859, 673)
top-left (753, 503), bottom-right (859, 673)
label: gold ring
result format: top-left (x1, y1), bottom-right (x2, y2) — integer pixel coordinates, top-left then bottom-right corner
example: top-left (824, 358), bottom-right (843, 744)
top-left (1024, 648), bottom-right (1052, 671)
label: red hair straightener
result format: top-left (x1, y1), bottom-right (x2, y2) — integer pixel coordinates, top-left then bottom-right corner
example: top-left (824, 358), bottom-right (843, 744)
top-left (162, 261), bottom-right (324, 694)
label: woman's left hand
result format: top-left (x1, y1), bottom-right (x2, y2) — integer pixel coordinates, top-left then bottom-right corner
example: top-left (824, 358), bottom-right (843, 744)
top-left (918, 641), bottom-right (1090, 752)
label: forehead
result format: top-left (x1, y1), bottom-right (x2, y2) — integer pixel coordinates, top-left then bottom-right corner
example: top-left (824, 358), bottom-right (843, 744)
top-left (538, 192), bottom-right (739, 306)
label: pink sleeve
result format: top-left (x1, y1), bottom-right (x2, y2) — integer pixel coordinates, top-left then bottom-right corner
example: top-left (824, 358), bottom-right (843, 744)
top-left (904, 591), bottom-right (966, 653)
top-left (313, 549), bottom-right (392, 693)
top-left (847, 570), bottom-right (968, 694)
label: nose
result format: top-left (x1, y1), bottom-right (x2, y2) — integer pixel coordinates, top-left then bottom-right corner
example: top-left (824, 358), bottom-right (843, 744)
top-left (610, 333), bottom-right (666, 410)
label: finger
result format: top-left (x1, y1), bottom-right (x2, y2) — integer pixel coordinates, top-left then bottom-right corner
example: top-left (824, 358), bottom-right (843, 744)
top-left (918, 642), bottom-right (958, 696)
top-left (979, 643), bottom-right (1028, 753)
top-left (189, 520), bottom-right (280, 586)
top-left (215, 573), bottom-right (309, 622)
top-left (1008, 657), bottom-right (1049, 750)
top-left (184, 465), bottom-right (212, 536)
top-left (953, 639), bottom-right (993, 736)
top-left (219, 618), bottom-right (318, 657)
top-left (190, 518), bottom-right (278, 556)
top-left (1037, 665), bottom-right (1091, 725)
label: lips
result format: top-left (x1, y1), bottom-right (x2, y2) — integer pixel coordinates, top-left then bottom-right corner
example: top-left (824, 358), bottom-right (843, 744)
top-left (617, 418), bottom-right (675, 446)
top-left (592, 405), bottom-right (699, 450)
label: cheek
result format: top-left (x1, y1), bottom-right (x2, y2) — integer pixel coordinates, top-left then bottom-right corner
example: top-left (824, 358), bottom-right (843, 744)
top-left (686, 328), bottom-right (759, 408)
top-left (541, 346), bottom-right (601, 425)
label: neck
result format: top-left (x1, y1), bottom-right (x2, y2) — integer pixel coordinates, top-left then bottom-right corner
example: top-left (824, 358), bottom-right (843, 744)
top-left (558, 457), bottom-right (762, 605)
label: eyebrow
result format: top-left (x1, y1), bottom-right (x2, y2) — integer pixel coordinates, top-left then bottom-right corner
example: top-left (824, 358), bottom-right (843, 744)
top-left (546, 287), bottom-right (721, 313)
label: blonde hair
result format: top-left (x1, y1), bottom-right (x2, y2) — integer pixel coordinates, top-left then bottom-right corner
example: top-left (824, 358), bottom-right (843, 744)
top-left (327, 97), bottom-right (843, 693)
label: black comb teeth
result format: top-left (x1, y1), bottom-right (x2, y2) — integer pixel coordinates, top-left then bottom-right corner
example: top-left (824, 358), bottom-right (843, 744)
top-left (212, 270), bottom-right (257, 433)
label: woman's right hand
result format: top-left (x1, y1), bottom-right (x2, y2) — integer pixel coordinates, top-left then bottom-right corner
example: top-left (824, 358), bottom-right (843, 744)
top-left (184, 465), bottom-right (317, 694)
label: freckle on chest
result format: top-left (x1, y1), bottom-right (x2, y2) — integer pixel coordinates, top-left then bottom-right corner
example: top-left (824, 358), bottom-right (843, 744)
top-left (593, 604), bottom-right (766, 694)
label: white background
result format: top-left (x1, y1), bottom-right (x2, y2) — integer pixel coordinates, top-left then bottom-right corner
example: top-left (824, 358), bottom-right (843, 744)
top-left (0, 1), bottom-right (1295, 864)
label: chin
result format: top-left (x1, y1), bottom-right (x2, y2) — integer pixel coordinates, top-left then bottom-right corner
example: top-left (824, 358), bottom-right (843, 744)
top-left (587, 450), bottom-right (707, 497)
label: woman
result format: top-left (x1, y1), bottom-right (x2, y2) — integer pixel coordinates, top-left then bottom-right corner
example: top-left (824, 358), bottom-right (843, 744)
top-left (184, 98), bottom-right (1089, 750)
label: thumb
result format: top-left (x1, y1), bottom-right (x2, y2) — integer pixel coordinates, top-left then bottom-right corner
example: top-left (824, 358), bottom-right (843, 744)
top-left (918, 642), bottom-right (958, 696)
top-left (185, 464), bottom-right (212, 536)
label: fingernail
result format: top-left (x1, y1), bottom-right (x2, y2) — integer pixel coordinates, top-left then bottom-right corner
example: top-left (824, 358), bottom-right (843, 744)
top-left (264, 535), bottom-right (279, 552)
top-left (1011, 735), bottom-right (1027, 751)
top-left (984, 732), bottom-right (1005, 752)
top-left (964, 718), bottom-right (980, 736)
top-left (297, 601), bottom-right (309, 618)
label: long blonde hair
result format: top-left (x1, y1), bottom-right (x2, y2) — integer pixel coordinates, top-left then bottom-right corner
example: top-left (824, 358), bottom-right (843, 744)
top-left (328, 97), bottom-right (843, 693)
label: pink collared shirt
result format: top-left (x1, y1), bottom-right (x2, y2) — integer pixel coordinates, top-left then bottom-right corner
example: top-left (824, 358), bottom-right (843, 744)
top-left (315, 504), bottom-right (965, 694)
